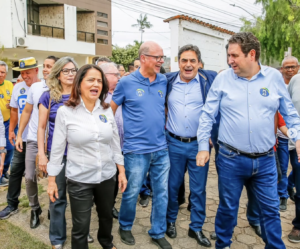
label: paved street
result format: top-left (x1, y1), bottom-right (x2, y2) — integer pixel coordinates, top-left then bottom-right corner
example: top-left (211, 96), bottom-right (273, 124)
top-left (0, 150), bottom-right (298, 249)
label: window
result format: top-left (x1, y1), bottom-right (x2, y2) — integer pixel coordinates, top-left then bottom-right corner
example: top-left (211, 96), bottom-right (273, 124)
top-left (97, 12), bottom-right (108, 18)
top-left (97, 30), bottom-right (108, 36)
top-left (97, 39), bottom-right (108, 44)
top-left (97, 21), bottom-right (108, 27)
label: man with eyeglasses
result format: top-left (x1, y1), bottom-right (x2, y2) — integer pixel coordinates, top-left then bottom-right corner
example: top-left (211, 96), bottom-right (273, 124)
top-left (111, 41), bottom-right (172, 249)
top-left (277, 56), bottom-right (299, 211)
top-left (99, 62), bottom-right (123, 220)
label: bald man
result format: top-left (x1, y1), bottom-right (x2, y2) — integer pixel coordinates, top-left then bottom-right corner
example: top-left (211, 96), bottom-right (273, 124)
top-left (278, 56), bottom-right (299, 211)
top-left (111, 41), bottom-right (172, 249)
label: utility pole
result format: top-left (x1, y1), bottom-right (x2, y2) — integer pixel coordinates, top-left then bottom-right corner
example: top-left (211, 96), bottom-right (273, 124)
top-left (230, 4), bottom-right (255, 18)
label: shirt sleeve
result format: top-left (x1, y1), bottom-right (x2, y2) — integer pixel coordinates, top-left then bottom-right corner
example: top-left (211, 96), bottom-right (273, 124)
top-left (197, 75), bottom-right (222, 151)
top-left (277, 113), bottom-right (286, 128)
top-left (10, 86), bottom-right (18, 108)
top-left (38, 91), bottom-right (50, 109)
top-left (277, 74), bottom-right (300, 142)
top-left (108, 108), bottom-right (124, 165)
top-left (26, 85), bottom-right (34, 105)
top-left (112, 80), bottom-right (125, 106)
top-left (47, 107), bottom-right (67, 176)
top-left (0, 110), bottom-right (6, 147)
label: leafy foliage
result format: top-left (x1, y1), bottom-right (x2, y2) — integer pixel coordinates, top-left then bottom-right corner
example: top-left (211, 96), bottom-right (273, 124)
top-left (241, 0), bottom-right (300, 63)
top-left (110, 40), bottom-right (142, 70)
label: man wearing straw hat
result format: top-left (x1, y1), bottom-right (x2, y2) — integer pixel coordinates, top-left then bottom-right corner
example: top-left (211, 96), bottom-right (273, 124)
top-left (0, 57), bottom-right (43, 229)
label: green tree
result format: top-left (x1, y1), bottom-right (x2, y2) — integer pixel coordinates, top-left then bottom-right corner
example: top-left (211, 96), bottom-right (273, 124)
top-left (110, 40), bottom-right (142, 70)
top-left (241, 0), bottom-right (300, 64)
top-left (132, 14), bottom-right (153, 43)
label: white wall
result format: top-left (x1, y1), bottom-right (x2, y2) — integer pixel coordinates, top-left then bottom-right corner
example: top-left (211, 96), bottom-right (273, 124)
top-left (168, 19), bottom-right (232, 72)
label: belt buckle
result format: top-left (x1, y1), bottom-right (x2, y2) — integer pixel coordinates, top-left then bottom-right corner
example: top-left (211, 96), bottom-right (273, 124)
top-left (187, 138), bottom-right (191, 143)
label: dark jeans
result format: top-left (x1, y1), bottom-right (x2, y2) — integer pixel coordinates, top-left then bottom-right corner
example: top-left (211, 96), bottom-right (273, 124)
top-left (290, 149), bottom-right (300, 229)
top-left (49, 153), bottom-right (67, 245)
top-left (68, 175), bottom-right (116, 249)
top-left (215, 144), bottom-right (285, 249)
top-left (113, 167), bottom-right (119, 204)
top-left (6, 143), bottom-right (26, 208)
top-left (277, 137), bottom-right (289, 198)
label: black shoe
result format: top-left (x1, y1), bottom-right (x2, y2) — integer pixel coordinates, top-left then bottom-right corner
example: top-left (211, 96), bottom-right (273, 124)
top-left (30, 207), bottom-right (42, 229)
top-left (250, 224), bottom-right (262, 237)
top-left (152, 237), bottom-right (172, 249)
top-left (118, 227), bottom-right (135, 245)
top-left (279, 198), bottom-right (287, 212)
top-left (139, 195), bottom-right (149, 207)
top-left (48, 209), bottom-right (50, 220)
top-left (188, 228), bottom-right (211, 247)
top-left (187, 203), bottom-right (191, 212)
top-left (166, 222), bottom-right (177, 238)
top-left (210, 232), bottom-right (217, 240)
top-left (4, 172), bottom-right (9, 179)
top-left (288, 188), bottom-right (295, 202)
top-left (112, 207), bottom-right (119, 219)
top-left (87, 234), bottom-right (94, 243)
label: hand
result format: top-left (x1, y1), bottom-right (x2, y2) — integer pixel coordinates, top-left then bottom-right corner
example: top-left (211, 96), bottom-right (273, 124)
top-left (39, 154), bottom-right (48, 174)
top-left (9, 131), bottom-right (16, 146)
top-left (15, 136), bottom-right (23, 152)
top-left (47, 177), bottom-right (58, 202)
top-left (0, 164), bottom-right (3, 177)
top-left (196, 151), bottom-right (210, 167)
top-left (118, 171), bottom-right (127, 193)
top-left (296, 140), bottom-right (300, 163)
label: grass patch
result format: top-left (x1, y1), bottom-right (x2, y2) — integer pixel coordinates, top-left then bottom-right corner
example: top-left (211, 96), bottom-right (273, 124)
top-left (38, 184), bottom-right (46, 195)
top-left (0, 220), bottom-right (50, 249)
top-left (19, 195), bottom-right (29, 208)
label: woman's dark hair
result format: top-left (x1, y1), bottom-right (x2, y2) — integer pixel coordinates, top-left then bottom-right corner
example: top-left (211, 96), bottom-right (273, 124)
top-left (65, 64), bottom-right (109, 109)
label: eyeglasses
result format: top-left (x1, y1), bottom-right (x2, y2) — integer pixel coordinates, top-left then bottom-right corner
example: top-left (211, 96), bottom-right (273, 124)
top-left (106, 73), bottom-right (121, 78)
top-left (283, 66), bottom-right (299, 70)
top-left (143, 54), bottom-right (166, 62)
top-left (61, 68), bottom-right (78, 75)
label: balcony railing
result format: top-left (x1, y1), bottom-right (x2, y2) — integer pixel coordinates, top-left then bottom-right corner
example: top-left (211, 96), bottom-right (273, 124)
top-left (77, 31), bottom-right (95, 43)
top-left (27, 23), bottom-right (65, 39)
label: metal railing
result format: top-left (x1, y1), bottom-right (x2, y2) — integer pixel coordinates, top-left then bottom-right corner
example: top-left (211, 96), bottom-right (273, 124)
top-left (27, 23), bottom-right (64, 39)
top-left (77, 31), bottom-right (95, 43)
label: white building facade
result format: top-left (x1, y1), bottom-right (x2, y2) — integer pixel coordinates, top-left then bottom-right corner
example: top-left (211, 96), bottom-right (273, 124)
top-left (164, 15), bottom-right (234, 73)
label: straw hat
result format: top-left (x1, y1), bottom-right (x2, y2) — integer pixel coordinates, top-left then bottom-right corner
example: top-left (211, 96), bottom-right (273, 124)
top-left (12, 57), bottom-right (42, 71)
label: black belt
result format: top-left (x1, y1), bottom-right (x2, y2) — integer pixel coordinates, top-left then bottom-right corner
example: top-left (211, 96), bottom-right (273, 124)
top-left (218, 140), bottom-right (273, 158)
top-left (168, 131), bottom-right (197, 143)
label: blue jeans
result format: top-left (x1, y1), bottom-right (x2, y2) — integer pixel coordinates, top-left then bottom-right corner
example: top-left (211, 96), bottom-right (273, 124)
top-left (2, 120), bottom-right (18, 177)
top-left (140, 174), bottom-right (151, 196)
top-left (119, 149), bottom-right (170, 239)
top-left (290, 149), bottom-right (300, 229)
top-left (288, 170), bottom-right (295, 190)
top-left (166, 132), bottom-right (208, 231)
top-left (215, 144), bottom-right (285, 249)
top-left (245, 181), bottom-right (260, 226)
top-left (277, 137), bottom-right (289, 198)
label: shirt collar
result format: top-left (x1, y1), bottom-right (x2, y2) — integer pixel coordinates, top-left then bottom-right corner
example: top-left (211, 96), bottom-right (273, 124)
top-left (233, 62), bottom-right (266, 80)
top-left (79, 97), bottom-right (101, 113)
top-left (175, 72), bottom-right (200, 84)
top-left (133, 68), bottom-right (159, 85)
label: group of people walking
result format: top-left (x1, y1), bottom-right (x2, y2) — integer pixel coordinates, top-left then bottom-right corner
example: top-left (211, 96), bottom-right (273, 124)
top-left (0, 31), bottom-right (299, 249)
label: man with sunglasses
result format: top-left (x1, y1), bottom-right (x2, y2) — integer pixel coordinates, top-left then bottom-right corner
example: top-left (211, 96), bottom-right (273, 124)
top-left (111, 41), bottom-right (172, 249)
top-left (277, 56), bottom-right (299, 211)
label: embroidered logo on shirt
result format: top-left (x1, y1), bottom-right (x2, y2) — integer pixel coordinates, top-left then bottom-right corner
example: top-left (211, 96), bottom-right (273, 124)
top-left (136, 88), bottom-right (145, 97)
top-left (0, 94), bottom-right (4, 99)
top-left (158, 90), bottom-right (164, 98)
top-left (6, 90), bottom-right (10, 96)
top-left (99, 114), bottom-right (108, 123)
top-left (260, 88), bottom-right (269, 97)
top-left (20, 88), bottom-right (26, 94)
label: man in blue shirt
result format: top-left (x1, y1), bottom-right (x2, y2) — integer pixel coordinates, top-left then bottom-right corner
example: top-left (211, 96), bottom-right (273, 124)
top-left (197, 32), bottom-right (300, 249)
top-left (111, 41), bottom-right (172, 249)
top-left (164, 44), bottom-right (217, 247)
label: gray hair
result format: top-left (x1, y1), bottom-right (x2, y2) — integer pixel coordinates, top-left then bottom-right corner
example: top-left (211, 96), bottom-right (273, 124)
top-left (99, 62), bottom-right (118, 73)
top-left (0, 61), bottom-right (8, 72)
top-left (47, 56), bottom-right (78, 102)
top-left (95, 57), bottom-right (111, 65)
top-left (139, 46), bottom-right (150, 59)
top-left (178, 44), bottom-right (201, 62)
top-left (281, 56), bottom-right (299, 67)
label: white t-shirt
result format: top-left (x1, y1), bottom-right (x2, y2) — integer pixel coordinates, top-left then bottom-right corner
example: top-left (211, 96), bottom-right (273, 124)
top-left (10, 81), bottom-right (31, 141)
top-left (26, 79), bottom-right (49, 141)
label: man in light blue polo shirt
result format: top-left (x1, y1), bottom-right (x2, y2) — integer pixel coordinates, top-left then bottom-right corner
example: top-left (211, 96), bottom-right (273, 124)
top-left (197, 32), bottom-right (300, 249)
top-left (111, 41), bottom-right (172, 249)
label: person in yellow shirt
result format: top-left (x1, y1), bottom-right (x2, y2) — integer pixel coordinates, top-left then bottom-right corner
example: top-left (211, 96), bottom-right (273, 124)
top-left (0, 61), bottom-right (18, 187)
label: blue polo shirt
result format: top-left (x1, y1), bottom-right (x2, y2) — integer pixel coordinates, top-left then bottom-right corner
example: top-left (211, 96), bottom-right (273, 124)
top-left (112, 69), bottom-right (167, 154)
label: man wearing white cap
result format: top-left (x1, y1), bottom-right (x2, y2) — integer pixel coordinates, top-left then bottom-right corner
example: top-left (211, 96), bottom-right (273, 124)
top-left (0, 57), bottom-right (43, 229)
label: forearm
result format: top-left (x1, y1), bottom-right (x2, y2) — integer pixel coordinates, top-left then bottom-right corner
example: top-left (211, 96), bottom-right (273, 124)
top-left (9, 108), bottom-right (18, 132)
top-left (37, 126), bottom-right (46, 155)
top-left (117, 164), bottom-right (125, 173)
top-left (17, 108), bottom-right (32, 138)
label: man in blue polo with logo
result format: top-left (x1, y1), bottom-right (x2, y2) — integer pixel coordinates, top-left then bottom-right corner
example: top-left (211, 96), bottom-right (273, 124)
top-left (111, 41), bottom-right (172, 249)
top-left (197, 32), bottom-right (300, 249)
top-left (164, 44), bottom-right (217, 247)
